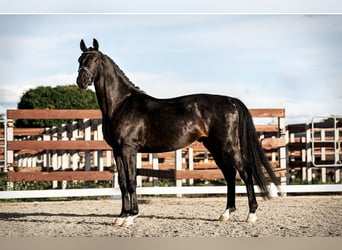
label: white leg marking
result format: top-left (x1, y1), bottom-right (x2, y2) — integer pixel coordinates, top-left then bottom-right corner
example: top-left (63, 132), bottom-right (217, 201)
top-left (114, 217), bottom-right (126, 226)
top-left (246, 213), bottom-right (258, 224)
top-left (121, 215), bottom-right (139, 227)
top-left (269, 183), bottom-right (279, 198)
top-left (219, 209), bottom-right (231, 222)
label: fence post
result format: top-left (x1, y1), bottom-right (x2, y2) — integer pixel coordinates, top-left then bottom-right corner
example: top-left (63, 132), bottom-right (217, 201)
top-left (6, 119), bottom-right (13, 172)
top-left (6, 118), bottom-right (14, 190)
top-left (43, 128), bottom-right (50, 171)
top-left (95, 120), bottom-right (104, 171)
top-left (335, 167), bottom-right (341, 184)
top-left (188, 148), bottom-right (194, 186)
top-left (106, 150), bottom-right (112, 170)
top-left (301, 136), bottom-right (307, 182)
top-left (84, 119), bottom-right (91, 171)
top-left (175, 149), bottom-right (183, 197)
top-left (204, 151), bottom-right (209, 163)
top-left (334, 120), bottom-right (341, 183)
top-left (69, 121), bottom-right (79, 171)
top-left (114, 172), bottom-right (119, 188)
top-left (60, 124), bottom-right (69, 189)
top-left (136, 153), bottom-right (142, 187)
top-left (278, 116), bottom-right (287, 186)
top-left (51, 126), bottom-right (58, 188)
top-left (152, 153), bottom-right (159, 187)
top-left (306, 124), bottom-right (312, 184)
top-left (321, 129), bottom-right (327, 183)
top-left (289, 131), bottom-right (296, 181)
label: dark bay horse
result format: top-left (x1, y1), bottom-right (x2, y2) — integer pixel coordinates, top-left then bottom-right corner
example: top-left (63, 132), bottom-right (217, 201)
top-left (76, 39), bottom-right (279, 227)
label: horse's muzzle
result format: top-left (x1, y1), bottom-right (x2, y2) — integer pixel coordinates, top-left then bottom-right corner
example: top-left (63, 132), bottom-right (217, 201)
top-left (76, 73), bottom-right (92, 89)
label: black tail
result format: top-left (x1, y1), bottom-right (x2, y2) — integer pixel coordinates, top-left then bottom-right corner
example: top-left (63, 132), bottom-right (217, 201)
top-left (232, 98), bottom-right (279, 198)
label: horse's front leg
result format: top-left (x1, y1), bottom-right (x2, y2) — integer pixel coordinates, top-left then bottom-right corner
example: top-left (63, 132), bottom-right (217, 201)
top-left (113, 155), bottom-right (131, 226)
top-left (121, 152), bottom-right (139, 227)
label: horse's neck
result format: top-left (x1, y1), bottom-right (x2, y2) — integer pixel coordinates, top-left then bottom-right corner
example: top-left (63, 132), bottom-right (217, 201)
top-left (94, 56), bottom-right (134, 118)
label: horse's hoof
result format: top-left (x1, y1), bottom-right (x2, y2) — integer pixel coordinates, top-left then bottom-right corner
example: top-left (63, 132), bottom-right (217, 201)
top-left (114, 217), bottom-right (125, 226)
top-left (246, 213), bottom-right (258, 224)
top-left (121, 219), bottom-right (133, 228)
top-left (219, 215), bottom-right (230, 222)
top-left (121, 215), bottom-right (138, 227)
top-left (219, 209), bottom-right (231, 222)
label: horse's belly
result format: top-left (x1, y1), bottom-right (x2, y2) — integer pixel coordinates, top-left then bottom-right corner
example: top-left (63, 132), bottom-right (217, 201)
top-left (139, 128), bottom-right (203, 153)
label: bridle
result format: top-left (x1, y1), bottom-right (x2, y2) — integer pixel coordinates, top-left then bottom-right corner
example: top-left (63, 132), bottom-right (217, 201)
top-left (78, 65), bottom-right (95, 81)
top-left (78, 51), bottom-right (99, 83)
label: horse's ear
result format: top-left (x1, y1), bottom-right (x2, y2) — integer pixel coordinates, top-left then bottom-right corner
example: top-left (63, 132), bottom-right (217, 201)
top-left (80, 39), bottom-right (87, 52)
top-left (93, 38), bottom-right (99, 51)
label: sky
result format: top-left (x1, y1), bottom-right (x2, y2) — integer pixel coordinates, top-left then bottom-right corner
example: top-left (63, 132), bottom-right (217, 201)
top-left (0, 14), bottom-right (341, 124)
top-left (1, 0), bottom-right (342, 13)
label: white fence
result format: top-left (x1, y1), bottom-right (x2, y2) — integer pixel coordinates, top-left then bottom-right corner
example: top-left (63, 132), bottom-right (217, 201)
top-left (1, 184), bottom-right (342, 200)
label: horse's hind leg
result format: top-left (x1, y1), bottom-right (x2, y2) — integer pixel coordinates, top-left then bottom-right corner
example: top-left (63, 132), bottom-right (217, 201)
top-left (203, 140), bottom-right (237, 221)
top-left (239, 168), bottom-right (258, 223)
top-left (224, 139), bottom-right (259, 223)
top-left (233, 160), bottom-right (258, 223)
top-left (219, 165), bottom-right (237, 221)
top-left (226, 146), bottom-right (258, 223)
top-left (225, 154), bottom-right (258, 223)
top-left (204, 139), bottom-right (258, 223)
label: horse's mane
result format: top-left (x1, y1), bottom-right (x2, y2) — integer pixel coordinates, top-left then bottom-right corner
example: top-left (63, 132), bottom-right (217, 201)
top-left (101, 52), bottom-right (145, 94)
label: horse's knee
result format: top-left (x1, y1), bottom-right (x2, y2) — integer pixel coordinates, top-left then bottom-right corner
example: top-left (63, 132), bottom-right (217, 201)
top-left (127, 179), bottom-right (137, 193)
top-left (118, 179), bottom-right (128, 192)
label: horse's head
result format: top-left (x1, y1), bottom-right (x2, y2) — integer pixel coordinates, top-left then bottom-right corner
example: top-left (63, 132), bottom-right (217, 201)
top-left (76, 38), bottom-right (101, 89)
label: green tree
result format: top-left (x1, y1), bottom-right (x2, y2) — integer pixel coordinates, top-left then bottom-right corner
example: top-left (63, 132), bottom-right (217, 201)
top-left (16, 85), bottom-right (99, 127)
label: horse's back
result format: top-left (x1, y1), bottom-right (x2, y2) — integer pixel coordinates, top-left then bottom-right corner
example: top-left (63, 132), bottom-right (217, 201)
top-left (132, 93), bottom-right (240, 152)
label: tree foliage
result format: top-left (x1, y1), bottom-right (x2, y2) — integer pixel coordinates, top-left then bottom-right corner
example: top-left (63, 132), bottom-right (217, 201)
top-left (16, 85), bottom-right (99, 128)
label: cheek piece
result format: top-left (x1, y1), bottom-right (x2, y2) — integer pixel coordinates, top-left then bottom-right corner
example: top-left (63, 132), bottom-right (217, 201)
top-left (78, 66), bottom-right (94, 83)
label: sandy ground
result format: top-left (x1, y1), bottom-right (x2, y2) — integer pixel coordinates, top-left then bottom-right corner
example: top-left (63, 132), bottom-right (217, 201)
top-left (0, 195), bottom-right (341, 237)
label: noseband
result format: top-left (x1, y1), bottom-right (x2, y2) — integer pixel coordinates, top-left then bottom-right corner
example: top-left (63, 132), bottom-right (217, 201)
top-left (78, 66), bottom-right (94, 80)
